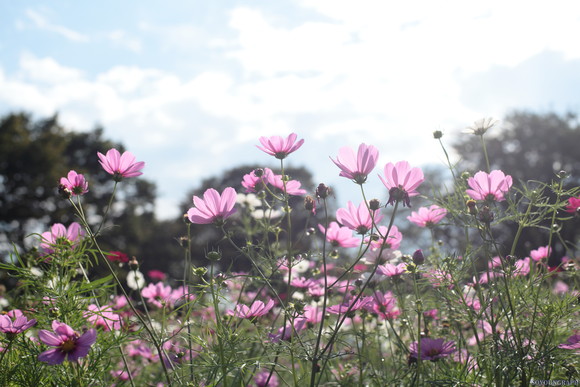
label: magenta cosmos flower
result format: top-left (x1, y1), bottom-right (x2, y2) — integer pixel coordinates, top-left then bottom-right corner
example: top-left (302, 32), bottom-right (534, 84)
top-left (409, 338), bottom-right (456, 362)
top-left (379, 161), bottom-right (424, 207)
top-left (257, 133), bottom-right (304, 159)
top-left (407, 205), bottom-right (447, 228)
top-left (466, 170), bottom-right (512, 202)
top-left (141, 282), bottom-right (173, 308)
top-left (231, 299), bottom-right (275, 319)
top-left (97, 148), bottom-right (145, 180)
top-left (187, 187), bottom-right (237, 225)
top-left (331, 143), bottom-right (379, 184)
top-left (40, 222), bottom-right (85, 254)
top-left (529, 245), bottom-right (551, 262)
top-left (59, 170), bottom-right (88, 196)
top-left (38, 321), bottom-right (97, 365)
top-left (0, 310), bottom-right (37, 336)
top-left (336, 201), bottom-right (383, 235)
top-left (318, 221), bottom-right (360, 248)
top-left (559, 334), bottom-right (580, 351)
top-left (565, 196), bottom-right (580, 214)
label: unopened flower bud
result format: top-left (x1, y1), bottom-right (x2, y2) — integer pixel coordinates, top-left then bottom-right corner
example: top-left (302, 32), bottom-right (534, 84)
top-left (207, 251), bottom-right (222, 261)
top-left (557, 170), bottom-right (568, 179)
top-left (316, 183), bottom-right (331, 199)
top-left (433, 130), bottom-right (443, 139)
top-left (183, 213), bottom-right (191, 224)
top-left (129, 257), bottom-right (139, 271)
top-left (354, 279), bottom-right (363, 287)
top-left (304, 195), bottom-right (316, 213)
top-left (369, 199), bottom-right (381, 211)
top-left (412, 249), bottom-right (425, 265)
top-left (461, 171), bottom-right (471, 180)
top-left (466, 199), bottom-right (477, 216)
top-left (478, 206), bottom-right (494, 224)
top-left (254, 168), bottom-right (264, 177)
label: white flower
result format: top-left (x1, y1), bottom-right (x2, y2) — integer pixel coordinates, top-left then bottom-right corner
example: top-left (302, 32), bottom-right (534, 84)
top-left (464, 117), bottom-right (499, 136)
top-left (236, 193), bottom-right (261, 209)
top-left (251, 208), bottom-right (283, 219)
top-left (127, 270), bottom-right (145, 290)
top-left (30, 267), bottom-right (43, 277)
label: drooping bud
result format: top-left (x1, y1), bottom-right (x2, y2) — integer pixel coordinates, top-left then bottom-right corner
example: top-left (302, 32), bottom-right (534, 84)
top-left (478, 206), bottom-right (494, 224)
top-left (369, 199), bottom-right (381, 211)
top-left (466, 199), bottom-right (477, 216)
top-left (315, 183), bottom-right (331, 199)
top-left (304, 195), bottom-right (316, 214)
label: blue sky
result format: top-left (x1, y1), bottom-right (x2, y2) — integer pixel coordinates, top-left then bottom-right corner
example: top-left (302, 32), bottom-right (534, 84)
top-left (2, 1), bottom-right (580, 219)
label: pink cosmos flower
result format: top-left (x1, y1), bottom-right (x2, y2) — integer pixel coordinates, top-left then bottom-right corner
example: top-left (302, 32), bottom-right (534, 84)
top-left (466, 170), bottom-right (513, 202)
top-left (38, 321), bottom-right (97, 365)
top-left (368, 225), bottom-right (403, 250)
top-left (0, 310), bottom-right (37, 335)
top-left (141, 282), bottom-right (173, 308)
top-left (84, 304), bottom-right (122, 331)
top-left (187, 187), bottom-right (237, 225)
top-left (331, 143), bottom-right (379, 184)
top-left (407, 205), bottom-right (447, 227)
top-left (231, 299), bottom-right (275, 319)
top-left (257, 133), bottom-right (304, 159)
top-left (565, 196), bottom-right (580, 213)
top-left (530, 245), bottom-right (552, 262)
top-left (97, 148), bottom-right (145, 180)
top-left (147, 269), bottom-right (167, 281)
top-left (253, 370), bottom-right (280, 387)
top-left (40, 222), bottom-right (85, 254)
top-left (559, 334), bottom-right (580, 352)
top-left (59, 170), bottom-right (88, 196)
top-left (318, 221), bottom-right (360, 248)
top-left (327, 296), bottom-right (373, 315)
top-left (336, 201), bottom-right (383, 235)
top-left (377, 262), bottom-right (407, 278)
top-left (409, 338), bottom-right (456, 362)
top-left (379, 161), bottom-right (424, 207)
top-left (514, 257), bottom-right (531, 277)
top-left (268, 173), bottom-right (307, 195)
top-left (365, 291), bottom-right (400, 320)
top-left (241, 168), bottom-right (274, 193)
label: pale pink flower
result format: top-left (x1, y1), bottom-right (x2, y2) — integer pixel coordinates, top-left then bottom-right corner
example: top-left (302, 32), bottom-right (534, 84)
top-left (40, 222), bottom-right (85, 254)
top-left (187, 187), bottom-right (237, 225)
top-left (231, 299), bottom-right (275, 319)
top-left (336, 201), bottom-right (383, 235)
top-left (365, 291), bottom-right (400, 320)
top-left (268, 173), bottom-right (307, 195)
top-left (407, 205), bottom-right (447, 227)
top-left (141, 282), bottom-right (173, 308)
top-left (241, 168), bottom-right (274, 193)
top-left (327, 296), bottom-right (373, 315)
top-left (97, 148), bottom-right (144, 180)
top-left (530, 245), bottom-right (551, 262)
top-left (331, 143), bottom-right (379, 184)
top-left (409, 338), bottom-right (456, 362)
top-left (38, 321), bottom-right (97, 365)
top-left (513, 257), bottom-right (531, 277)
top-left (368, 225), bottom-right (402, 250)
top-left (318, 221), bottom-right (360, 248)
top-left (257, 133), bottom-right (304, 159)
top-left (84, 304), bottom-right (122, 331)
top-left (377, 262), bottom-right (407, 278)
top-left (59, 170), bottom-right (88, 196)
top-left (466, 170), bottom-right (512, 202)
top-left (379, 161), bottom-right (424, 207)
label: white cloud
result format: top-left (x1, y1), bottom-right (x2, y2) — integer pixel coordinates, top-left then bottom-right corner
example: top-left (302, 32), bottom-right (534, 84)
top-left (107, 30), bottom-right (142, 53)
top-left (25, 8), bottom-right (89, 42)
